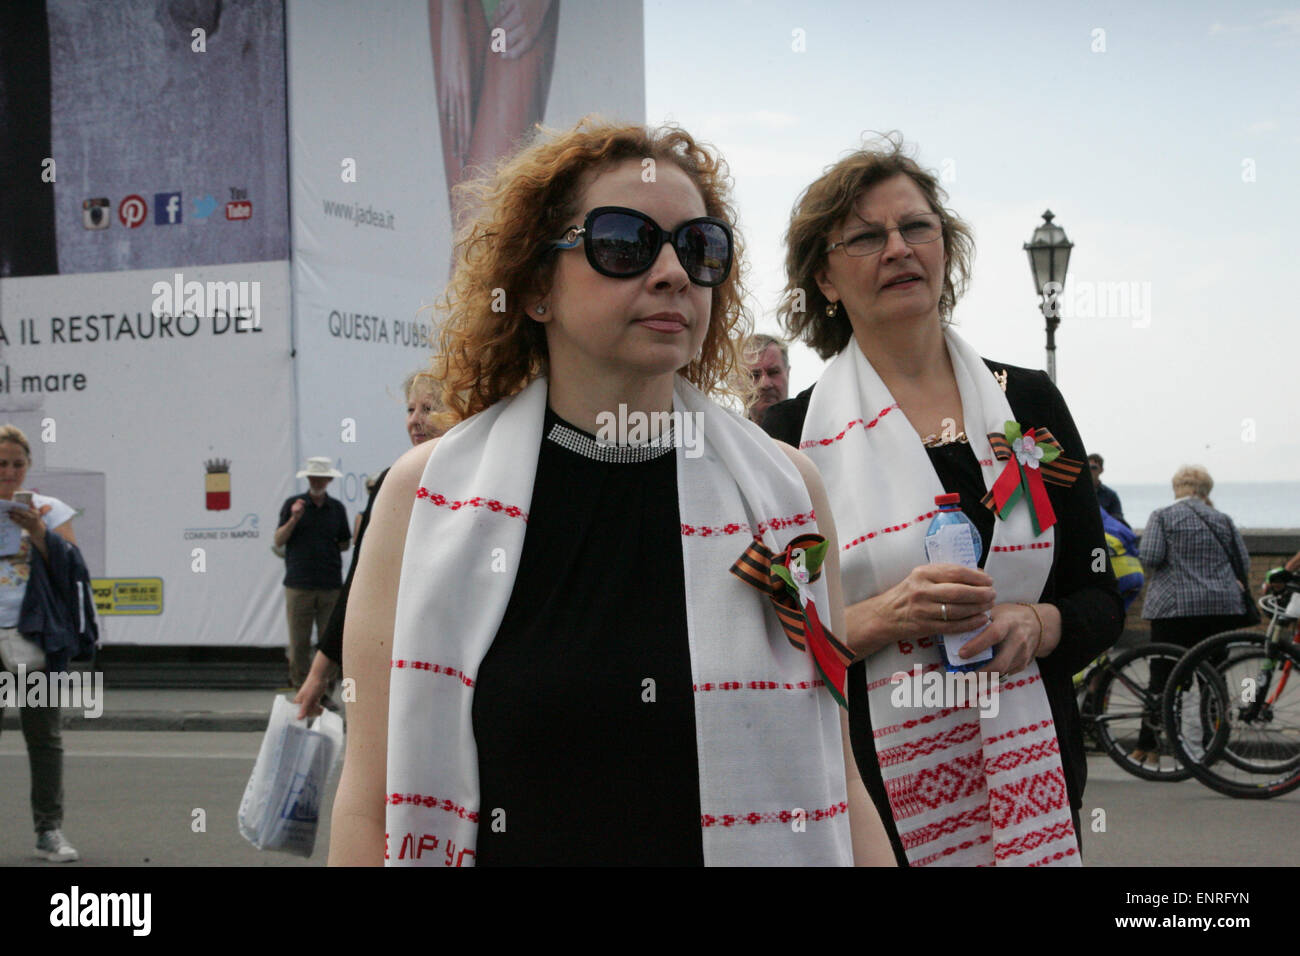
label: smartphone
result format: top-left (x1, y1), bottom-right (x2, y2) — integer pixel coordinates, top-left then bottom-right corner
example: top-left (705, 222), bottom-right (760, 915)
top-left (13, 491), bottom-right (33, 508)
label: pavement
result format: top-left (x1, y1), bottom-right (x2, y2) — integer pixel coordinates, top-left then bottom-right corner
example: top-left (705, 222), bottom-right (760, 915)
top-left (0, 687), bottom-right (290, 733)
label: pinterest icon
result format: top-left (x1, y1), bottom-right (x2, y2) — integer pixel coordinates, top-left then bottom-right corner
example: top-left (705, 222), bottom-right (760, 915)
top-left (118, 194), bottom-right (148, 228)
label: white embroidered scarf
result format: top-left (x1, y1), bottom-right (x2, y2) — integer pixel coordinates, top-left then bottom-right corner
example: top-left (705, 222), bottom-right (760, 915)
top-left (800, 330), bottom-right (1080, 867)
top-left (387, 375), bottom-right (852, 866)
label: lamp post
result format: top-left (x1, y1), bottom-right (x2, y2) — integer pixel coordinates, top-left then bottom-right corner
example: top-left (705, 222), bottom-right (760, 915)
top-left (1023, 210), bottom-right (1073, 383)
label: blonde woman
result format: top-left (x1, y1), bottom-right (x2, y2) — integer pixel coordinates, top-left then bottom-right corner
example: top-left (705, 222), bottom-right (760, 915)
top-left (1134, 466), bottom-right (1255, 761)
top-left (0, 425), bottom-right (85, 862)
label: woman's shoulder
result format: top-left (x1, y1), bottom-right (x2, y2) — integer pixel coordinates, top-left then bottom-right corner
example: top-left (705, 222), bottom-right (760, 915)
top-left (980, 358), bottom-right (1056, 405)
top-left (384, 440), bottom-right (439, 499)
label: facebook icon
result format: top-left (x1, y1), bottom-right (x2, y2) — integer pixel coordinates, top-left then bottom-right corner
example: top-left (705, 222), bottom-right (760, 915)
top-left (154, 191), bottom-right (182, 225)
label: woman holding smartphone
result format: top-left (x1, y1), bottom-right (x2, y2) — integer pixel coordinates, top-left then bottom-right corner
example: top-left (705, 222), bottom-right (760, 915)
top-left (0, 424), bottom-right (82, 862)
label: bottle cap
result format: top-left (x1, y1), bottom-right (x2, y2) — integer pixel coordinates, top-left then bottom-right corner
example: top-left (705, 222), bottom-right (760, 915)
top-left (935, 493), bottom-right (961, 506)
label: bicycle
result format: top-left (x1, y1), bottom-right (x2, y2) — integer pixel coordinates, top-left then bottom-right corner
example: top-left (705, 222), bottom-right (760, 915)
top-left (1160, 569), bottom-right (1300, 799)
top-left (1076, 642), bottom-right (1215, 782)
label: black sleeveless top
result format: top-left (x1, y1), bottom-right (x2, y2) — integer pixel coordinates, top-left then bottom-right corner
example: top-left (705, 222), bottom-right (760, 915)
top-left (471, 407), bottom-right (704, 866)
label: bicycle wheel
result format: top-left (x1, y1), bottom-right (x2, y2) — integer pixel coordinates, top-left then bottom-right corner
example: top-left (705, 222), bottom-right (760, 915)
top-left (1210, 641), bottom-right (1300, 775)
top-left (1162, 631), bottom-right (1300, 799)
top-left (1090, 643), bottom-right (1197, 782)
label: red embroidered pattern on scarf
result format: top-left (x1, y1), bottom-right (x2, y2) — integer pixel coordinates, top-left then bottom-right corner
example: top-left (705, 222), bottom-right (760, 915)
top-left (1026, 845), bottom-right (1080, 867)
top-left (842, 509), bottom-right (941, 552)
top-left (870, 667), bottom-right (1044, 700)
top-left (693, 680), bottom-right (825, 692)
top-left (994, 820), bottom-right (1077, 862)
top-left (996, 673), bottom-right (1044, 695)
top-left (680, 510), bottom-right (816, 538)
top-left (911, 833), bottom-right (992, 867)
top-left (984, 737), bottom-right (1062, 777)
top-left (416, 487), bottom-right (528, 521)
top-left (899, 804), bottom-right (989, 850)
top-left (877, 721), bottom-right (982, 769)
top-left (391, 659), bottom-right (475, 688)
top-left (984, 719), bottom-right (1056, 746)
top-left (990, 542), bottom-right (1053, 553)
top-left (885, 750), bottom-right (986, 818)
top-left (868, 661), bottom-right (943, 691)
top-left (386, 792), bottom-right (480, 822)
top-left (989, 768), bottom-right (1070, 830)
top-left (799, 403), bottom-right (898, 449)
top-left (873, 705), bottom-right (964, 738)
top-left (700, 802), bottom-right (847, 828)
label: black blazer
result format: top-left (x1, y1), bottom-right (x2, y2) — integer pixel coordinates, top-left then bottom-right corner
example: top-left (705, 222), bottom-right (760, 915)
top-left (762, 358), bottom-right (1124, 863)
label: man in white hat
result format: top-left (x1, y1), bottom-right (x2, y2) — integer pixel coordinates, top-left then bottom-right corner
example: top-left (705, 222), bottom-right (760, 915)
top-left (274, 457), bottom-right (351, 687)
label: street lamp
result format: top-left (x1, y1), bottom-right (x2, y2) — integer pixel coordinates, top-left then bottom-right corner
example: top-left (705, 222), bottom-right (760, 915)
top-left (1023, 210), bottom-right (1073, 383)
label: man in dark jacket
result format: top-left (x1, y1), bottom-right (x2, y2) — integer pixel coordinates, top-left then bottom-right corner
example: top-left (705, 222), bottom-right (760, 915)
top-left (1089, 454), bottom-right (1126, 526)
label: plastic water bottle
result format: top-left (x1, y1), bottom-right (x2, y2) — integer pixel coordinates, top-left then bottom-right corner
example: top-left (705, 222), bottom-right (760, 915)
top-left (924, 493), bottom-right (994, 672)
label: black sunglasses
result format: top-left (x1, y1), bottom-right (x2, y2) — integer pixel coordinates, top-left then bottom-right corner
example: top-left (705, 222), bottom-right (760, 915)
top-left (551, 206), bottom-right (734, 287)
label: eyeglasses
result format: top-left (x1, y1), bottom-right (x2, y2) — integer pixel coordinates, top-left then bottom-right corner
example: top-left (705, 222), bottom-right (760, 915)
top-left (825, 212), bottom-right (943, 257)
top-left (551, 206), bottom-right (734, 287)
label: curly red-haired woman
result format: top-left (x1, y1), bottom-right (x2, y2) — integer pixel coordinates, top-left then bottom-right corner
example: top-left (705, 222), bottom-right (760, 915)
top-left (329, 120), bottom-right (893, 867)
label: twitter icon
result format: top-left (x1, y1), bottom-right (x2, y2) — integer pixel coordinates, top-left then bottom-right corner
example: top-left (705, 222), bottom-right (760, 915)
top-left (194, 194), bottom-right (217, 220)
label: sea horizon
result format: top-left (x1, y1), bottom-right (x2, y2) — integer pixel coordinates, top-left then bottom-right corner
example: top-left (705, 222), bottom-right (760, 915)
top-left (1109, 481), bottom-right (1300, 533)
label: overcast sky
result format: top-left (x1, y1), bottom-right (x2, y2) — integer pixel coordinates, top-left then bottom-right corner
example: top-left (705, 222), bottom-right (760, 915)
top-left (645, 0), bottom-right (1298, 485)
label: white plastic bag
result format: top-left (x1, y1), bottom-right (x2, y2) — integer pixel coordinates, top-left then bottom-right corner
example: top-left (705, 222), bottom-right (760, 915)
top-left (238, 695), bottom-right (344, 857)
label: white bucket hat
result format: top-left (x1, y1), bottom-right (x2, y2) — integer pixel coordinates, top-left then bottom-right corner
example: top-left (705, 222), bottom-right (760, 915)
top-left (296, 456), bottom-right (342, 479)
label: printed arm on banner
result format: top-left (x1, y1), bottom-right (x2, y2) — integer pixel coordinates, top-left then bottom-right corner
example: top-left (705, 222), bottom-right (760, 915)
top-left (329, 438), bottom-right (439, 866)
top-left (778, 445), bottom-right (896, 866)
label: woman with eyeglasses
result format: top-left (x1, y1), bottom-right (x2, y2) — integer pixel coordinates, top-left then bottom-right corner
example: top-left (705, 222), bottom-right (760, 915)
top-left (329, 120), bottom-right (894, 867)
top-left (761, 134), bottom-right (1123, 866)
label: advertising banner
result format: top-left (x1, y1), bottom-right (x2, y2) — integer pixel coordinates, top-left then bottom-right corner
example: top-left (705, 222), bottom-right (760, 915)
top-left (0, 0), bottom-right (291, 646)
top-left (286, 0), bottom-right (646, 519)
top-left (0, 0), bottom-right (644, 647)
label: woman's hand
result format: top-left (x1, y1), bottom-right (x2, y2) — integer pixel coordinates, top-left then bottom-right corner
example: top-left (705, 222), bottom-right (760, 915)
top-left (844, 563), bottom-right (995, 660)
top-left (10, 503), bottom-right (51, 551)
top-left (294, 650), bottom-right (341, 720)
top-left (494, 0), bottom-right (554, 58)
top-left (960, 602), bottom-right (1062, 677)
